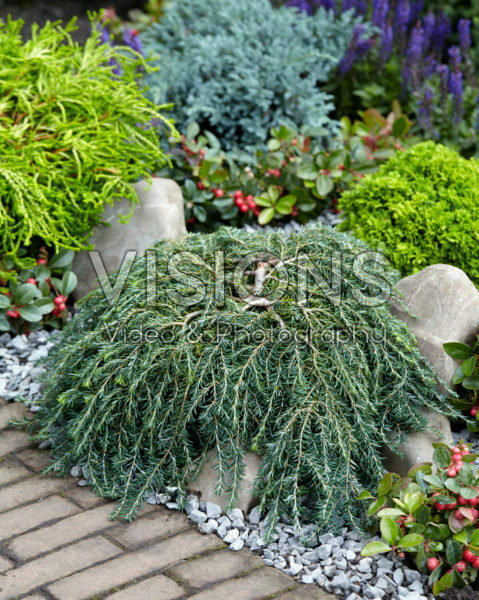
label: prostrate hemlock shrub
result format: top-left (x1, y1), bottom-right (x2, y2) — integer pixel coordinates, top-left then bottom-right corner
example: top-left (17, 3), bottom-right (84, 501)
top-left (20, 226), bottom-right (455, 534)
top-left (0, 17), bottom-right (175, 270)
top-left (338, 142), bottom-right (479, 285)
top-left (140, 0), bottom-right (362, 149)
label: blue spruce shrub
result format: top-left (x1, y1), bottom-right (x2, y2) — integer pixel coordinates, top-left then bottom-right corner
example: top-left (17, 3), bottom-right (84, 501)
top-left (141, 0), bottom-right (361, 149)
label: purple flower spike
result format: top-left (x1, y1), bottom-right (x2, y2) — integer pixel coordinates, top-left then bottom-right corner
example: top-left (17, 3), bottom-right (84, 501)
top-left (372, 0), bottom-right (389, 29)
top-left (409, 0), bottom-right (423, 26)
top-left (422, 11), bottom-right (435, 53)
top-left (109, 57), bottom-right (121, 76)
top-left (458, 19), bottom-right (471, 55)
top-left (433, 10), bottom-right (451, 55)
top-left (417, 85), bottom-right (436, 136)
top-left (339, 24), bottom-right (371, 74)
top-left (123, 28), bottom-right (143, 55)
top-left (394, 0), bottom-right (410, 39)
top-left (405, 22), bottom-right (424, 90)
top-left (379, 22), bottom-right (393, 64)
top-left (436, 64), bottom-right (449, 106)
top-left (448, 46), bottom-right (462, 72)
top-left (286, 0), bottom-right (314, 14)
top-left (96, 23), bottom-right (112, 46)
top-left (449, 70), bottom-right (464, 124)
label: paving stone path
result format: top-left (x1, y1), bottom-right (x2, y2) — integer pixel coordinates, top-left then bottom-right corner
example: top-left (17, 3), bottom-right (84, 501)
top-left (0, 399), bottom-right (336, 600)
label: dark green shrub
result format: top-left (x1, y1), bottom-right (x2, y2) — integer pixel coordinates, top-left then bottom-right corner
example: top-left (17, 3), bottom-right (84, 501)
top-left (140, 0), bottom-right (361, 149)
top-left (0, 17), bottom-right (174, 273)
top-left (338, 142), bottom-right (479, 285)
top-left (19, 226), bottom-right (454, 534)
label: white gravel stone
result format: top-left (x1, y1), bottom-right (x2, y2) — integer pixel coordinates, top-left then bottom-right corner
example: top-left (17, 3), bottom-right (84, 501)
top-left (69, 465), bottom-right (82, 478)
top-left (189, 510), bottom-right (207, 525)
top-left (229, 538), bottom-right (244, 551)
top-left (248, 506), bottom-right (262, 525)
top-left (223, 528), bottom-right (240, 544)
top-left (199, 519), bottom-right (219, 534)
top-left (205, 502), bottom-right (222, 519)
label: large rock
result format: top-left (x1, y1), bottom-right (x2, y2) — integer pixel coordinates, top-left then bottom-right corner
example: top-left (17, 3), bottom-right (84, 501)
top-left (386, 264), bottom-right (479, 475)
top-left (73, 178), bottom-right (186, 299)
top-left (188, 451), bottom-right (261, 514)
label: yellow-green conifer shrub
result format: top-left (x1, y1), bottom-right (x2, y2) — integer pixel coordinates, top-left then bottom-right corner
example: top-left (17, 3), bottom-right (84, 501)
top-left (339, 142), bottom-right (479, 285)
top-left (0, 17), bottom-right (175, 271)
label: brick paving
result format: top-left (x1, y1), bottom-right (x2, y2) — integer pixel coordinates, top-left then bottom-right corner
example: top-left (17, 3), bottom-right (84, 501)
top-left (0, 398), bottom-right (336, 600)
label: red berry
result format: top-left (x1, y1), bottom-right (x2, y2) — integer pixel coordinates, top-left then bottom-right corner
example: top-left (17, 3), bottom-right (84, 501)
top-left (54, 296), bottom-right (65, 306)
top-left (338, 164), bottom-right (345, 171)
top-left (455, 510), bottom-right (465, 520)
top-left (455, 462), bottom-right (464, 472)
top-left (214, 189), bottom-right (224, 198)
top-left (234, 191), bottom-right (243, 200)
top-left (197, 181), bottom-right (205, 190)
top-left (427, 557), bottom-right (440, 571)
top-left (130, 28), bottom-right (139, 36)
top-left (245, 195), bottom-right (255, 208)
top-left (452, 453), bottom-right (463, 463)
top-left (26, 278), bottom-right (37, 285)
top-left (471, 407), bottom-right (478, 417)
top-left (292, 138), bottom-right (297, 146)
top-left (472, 557), bottom-right (479, 569)
top-left (446, 501), bottom-right (457, 510)
top-left (454, 561), bottom-right (467, 573)
top-left (58, 303), bottom-right (66, 312)
top-left (398, 552), bottom-right (405, 559)
top-left (459, 496), bottom-right (469, 505)
top-left (51, 307), bottom-right (62, 317)
top-left (453, 447), bottom-right (461, 454)
top-left (463, 550), bottom-right (475, 563)
top-left (435, 503), bottom-right (446, 511)
top-left (471, 508), bottom-right (479, 520)
top-left (37, 258), bottom-right (47, 265)
top-left (448, 468), bottom-right (457, 478)
top-left (470, 497), bottom-right (479, 508)
top-left (462, 449), bottom-right (471, 455)
top-left (291, 207), bottom-right (298, 218)
top-left (6, 309), bottom-right (20, 319)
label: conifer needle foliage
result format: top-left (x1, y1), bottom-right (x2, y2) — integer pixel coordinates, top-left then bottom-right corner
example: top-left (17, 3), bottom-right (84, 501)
top-left (0, 17), bottom-right (174, 264)
top-left (21, 226), bottom-right (456, 535)
top-left (338, 142), bottom-right (479, 286)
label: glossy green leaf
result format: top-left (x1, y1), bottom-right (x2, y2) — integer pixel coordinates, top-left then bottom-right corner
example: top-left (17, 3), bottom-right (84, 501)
top-left (462, 356), bottom-right (477, 377)
top-left (377, 473), bottom-right (393, 497)
top-left (360, 541), bottom-right (391, 557)
top-left (443, 342), bottom-right (474, 360)
top-left (397, 533), bottom-right (423, 548)
top-left (258, 207), bottom-right (275, 225)
top-left (381, 517), bottom-right (399, 546)
top-left (315, 174), bottom-right (334, 197)
top-left (60, 271), bottom-right (77, 297)
top-left (18, 305), bottom-right (43, 323)
top-left (463, 376), bottom-right (479, 390)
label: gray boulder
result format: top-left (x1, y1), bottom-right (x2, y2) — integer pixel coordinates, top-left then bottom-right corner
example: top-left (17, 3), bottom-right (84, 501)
top-left (386, 264), bottom-right (479, 474)
top-left (187, 451), bottom-right (261, 514)
top-left (392, 264), bottom-right (479, 389)
top-left (73, 178), bottom-right (186, 299)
